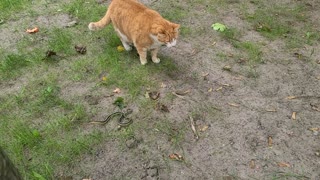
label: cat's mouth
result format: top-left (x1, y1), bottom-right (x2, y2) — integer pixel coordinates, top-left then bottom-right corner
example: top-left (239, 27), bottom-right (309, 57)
top-left (166, 39), bottom-right (177, 48)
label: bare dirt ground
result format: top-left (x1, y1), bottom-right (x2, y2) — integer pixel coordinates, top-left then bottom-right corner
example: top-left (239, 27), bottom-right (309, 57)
top-left (1, 0), bottom-right (320, 179)
top-left (73, 0), bottom-right (320, 179)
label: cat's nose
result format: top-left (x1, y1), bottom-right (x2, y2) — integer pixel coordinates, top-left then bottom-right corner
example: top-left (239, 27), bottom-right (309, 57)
top-left (166, 39), bottom-right (177, 48)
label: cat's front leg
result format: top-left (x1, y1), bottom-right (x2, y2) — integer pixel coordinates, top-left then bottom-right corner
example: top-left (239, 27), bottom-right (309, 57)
top-left (150, 48), bottom-right (160, 63)
top-left (137, 47), bottom-right (148, 65)
top-left (121, 40), bottom-right (132, 51)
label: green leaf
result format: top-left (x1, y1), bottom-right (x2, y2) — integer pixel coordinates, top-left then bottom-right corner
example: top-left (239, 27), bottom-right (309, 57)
top-left (113, 97), bottom-right (125, 109)
top-left (212, 23), bottom-right (227, 32)
top-left (32, 171), bottom-right (46, 180)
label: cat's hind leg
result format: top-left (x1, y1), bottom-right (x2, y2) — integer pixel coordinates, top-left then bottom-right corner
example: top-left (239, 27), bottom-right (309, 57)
top-left (121, 40), bottom-right (132, 51)
top-left (115, 28), bottom-right (132, 51)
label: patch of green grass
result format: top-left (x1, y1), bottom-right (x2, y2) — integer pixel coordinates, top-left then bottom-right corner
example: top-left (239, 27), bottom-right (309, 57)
top-left (0, 79), bottom-right (105, 179)
top-left (64, 0), bottom-right (106, 21)
top-left (0, 54), bottom-right (29, 79)
top-left (244, 3), bottom-right (318, 49)
top-left (234, 41), bottom-right (262, 64)
top-left (0, 0), bottom-right (29, 18)
top-left (155, 120), bottom-right (186, 148)
top-left (220, 27), bottom-right (241, 42)
top-left (48, 28), bottom-right (74, 56)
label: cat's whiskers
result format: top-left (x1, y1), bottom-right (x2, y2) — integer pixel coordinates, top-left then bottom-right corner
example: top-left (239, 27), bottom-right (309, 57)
top-left (166, 39), bottom-right (177, 48)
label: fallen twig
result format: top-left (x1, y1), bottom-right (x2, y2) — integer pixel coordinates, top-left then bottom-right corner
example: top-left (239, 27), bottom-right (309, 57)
top-left (189, 116), bottom-right (199, 140)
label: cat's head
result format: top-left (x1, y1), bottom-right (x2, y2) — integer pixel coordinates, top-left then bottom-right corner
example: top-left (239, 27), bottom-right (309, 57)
top-left (156, 23), bottom-right (180, 48)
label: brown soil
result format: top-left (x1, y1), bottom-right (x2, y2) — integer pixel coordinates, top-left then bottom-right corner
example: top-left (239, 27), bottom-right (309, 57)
top-left (1, 0), bottom-right (320, 179)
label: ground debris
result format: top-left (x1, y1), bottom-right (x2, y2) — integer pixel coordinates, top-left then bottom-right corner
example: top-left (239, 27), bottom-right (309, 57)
top-left (26, 27), bottom-right (39, 33)
top-left (113, 88), bottom-right (121, 94)
top-left (291, 112), bottom-right (297, 120)
top-left (277, 162), bottom-right (290, 167)
top-left (310, 103), bottom-right (320, 112)
top-left (249, 159), bottom-right (256, 169)
top-left (155, 102), bottom-right (169, 112)
top-left (75, 45), bottom-right (87, 54)
top-left (309, 128), bottom-right (319, 135)
top-left (223, 65), bottom-right (232, 71)
top-left (189, 116), bottom-right (199, 140)
top-left (174, 89), bottom-right (190, 96)
top-left (199, 125), bottom-right (209, 132)
top-left (169, 153), bottom-right (184, 161)
top-left (228, 102), bottom-right (240, 107)
top-left (268, 136), bottom-right (273, 147)
top-left (286, 96), bottom-right (297, 100)
top-left (147, 91), bottom-right (160, 100)
top-left (45, 50), bottom-right (57, 58)
top-left (65, 20), bottom-right (77, 27)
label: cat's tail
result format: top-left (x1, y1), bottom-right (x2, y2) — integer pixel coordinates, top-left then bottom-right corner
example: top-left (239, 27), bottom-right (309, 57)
top-left (88, 10), bottom-right (111, 31)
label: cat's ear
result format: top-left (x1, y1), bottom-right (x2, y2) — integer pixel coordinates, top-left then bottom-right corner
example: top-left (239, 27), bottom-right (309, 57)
top-left (173, 23), bottom-right (180, 32)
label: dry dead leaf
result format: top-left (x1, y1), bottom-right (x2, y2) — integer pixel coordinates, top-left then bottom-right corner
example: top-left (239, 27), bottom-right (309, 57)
top-left (149, 91), bottom-right (160, 100)
top-left (250, 160), bottom-right (256, 169)
top-left (286, 96), bottom-right (297, 100)
top-left (222, 83), bottom-right (231, 87)
top-left (278, 162), bottom-right (290, 167)
top-left (113, 88), bottom-right (121, 94)
top-left (189, 116), bottom-right (199, 140)
top-left (310, 103), bottom-right (320, 112)
top-left (202, 72), bottom-right (209, 77)
top-left (291, 112), bottom-right (296, 120)
top-left (45, 50), bottom-right (57, 58)
top-left (26, 27), bottom-right (39, 33)
top-left (199, 125), bottom-right (209, 132)
top-left (268, 136), bottom-right (273, 147)
top-left (309, 128), bottom-right (319, 132)
top-left (169, 153), bottom-right (184, 161)
top-left (160, 82), bottom-right (167, 88)
top-left (228, 103), bottom-right (240, 107)
top-left (156, 102), bottom-right (169, 112)
top-left (216, 87), bottom-right (223, 91)
top-left (223, 65), bottom-right (232, 71)
top-left (174, 89), bottom-right (190, 96)
top-left (233, 76), bottom-right (244, 80)
top-left (75, 45), bottom-right (87, 54)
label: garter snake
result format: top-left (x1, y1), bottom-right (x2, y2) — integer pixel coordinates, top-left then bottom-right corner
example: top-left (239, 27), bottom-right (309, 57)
top-left (90, 109), bottom-right (133, 128)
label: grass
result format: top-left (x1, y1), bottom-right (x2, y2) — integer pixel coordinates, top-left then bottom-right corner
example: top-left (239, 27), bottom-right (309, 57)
top-left (1, 0), bottom-right (318, 179)
top-left (0, 0), bottom-right (182, 179)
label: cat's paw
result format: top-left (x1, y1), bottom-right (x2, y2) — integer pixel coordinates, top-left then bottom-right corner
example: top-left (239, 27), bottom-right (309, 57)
top-left (88, 23), bottom-right (97, 31)
top-left (140, 59), bottom-right (147, 65)
top-left (152, 57), bottom-right (160, 63)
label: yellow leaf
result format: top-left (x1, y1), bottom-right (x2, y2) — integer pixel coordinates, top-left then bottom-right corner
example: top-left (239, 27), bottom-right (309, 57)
top-left (117, 45), bottom-right (125, 52)
top-left (102, 76), bottom-right (107, 81)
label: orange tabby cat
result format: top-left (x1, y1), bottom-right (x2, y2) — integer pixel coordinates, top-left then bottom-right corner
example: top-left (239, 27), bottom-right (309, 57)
top-left (88, 0), bottom-right (180, 65)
